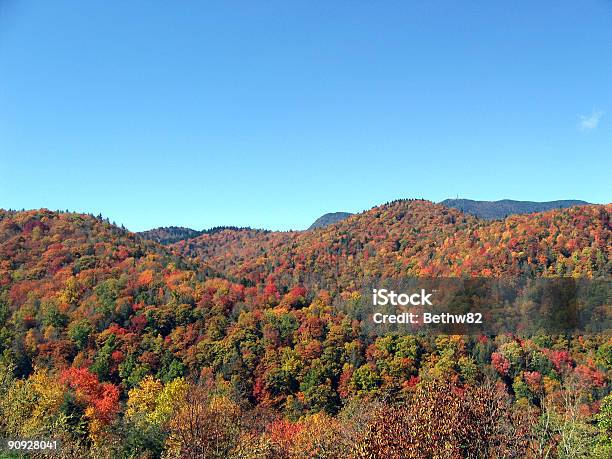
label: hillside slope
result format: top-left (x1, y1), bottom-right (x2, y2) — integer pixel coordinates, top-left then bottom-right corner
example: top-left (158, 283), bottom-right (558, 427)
top-left (0, 204), bottom-right (610, 456)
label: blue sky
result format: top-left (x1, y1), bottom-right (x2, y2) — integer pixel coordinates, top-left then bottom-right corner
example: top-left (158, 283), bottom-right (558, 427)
top-left (1, 1), bottom-right (611, 231)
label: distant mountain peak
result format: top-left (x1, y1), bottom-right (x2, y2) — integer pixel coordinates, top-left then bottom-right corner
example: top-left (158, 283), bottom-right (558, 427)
top-left (138, 225), bottom-right (258, 245)
top-left (137, 226), bottom-right (202, 245)
top-left (308, 212), bottom-right (353, 230)
top-left (440, 199), bottom-right (590, 220)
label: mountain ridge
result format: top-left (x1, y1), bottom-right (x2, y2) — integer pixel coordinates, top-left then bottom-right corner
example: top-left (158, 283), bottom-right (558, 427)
top-left (308, 212), bottom-right (353, 230)
top-left (135, 199), bottom-right (592, 241)
top-left (173, 199), bottom-right (611, 288)
top-left (138, 225), bottom-right (258, 245)
top-left (440, 198), bottom-right (590, 219)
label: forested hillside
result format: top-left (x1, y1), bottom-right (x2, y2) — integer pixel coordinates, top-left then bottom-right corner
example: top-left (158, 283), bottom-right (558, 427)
top-left (0, 202), bottom-right (610, 458)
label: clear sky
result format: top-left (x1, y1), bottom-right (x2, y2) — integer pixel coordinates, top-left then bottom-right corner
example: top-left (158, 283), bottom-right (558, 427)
top-left (1, 1), bottom-right (611, 231)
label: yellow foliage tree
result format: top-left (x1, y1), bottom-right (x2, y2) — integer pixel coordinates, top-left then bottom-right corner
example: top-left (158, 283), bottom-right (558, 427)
top-left (126, 375), bottom-right (188, 428)
top-left (0, 368), bottom-right (67, 438)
